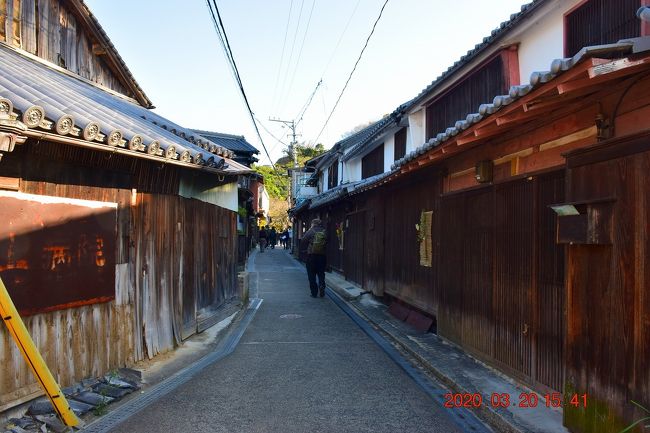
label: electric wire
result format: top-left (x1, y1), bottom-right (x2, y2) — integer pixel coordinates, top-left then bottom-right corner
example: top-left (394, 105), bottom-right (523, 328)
top-left (283, 0), bottom-right (316, 113)
top-left (295, 79), bottom-right (322, 127)
top-left (313, 0), bottom-right (389, 145)
top-left (270, 0), bottom-right (294, 114)
top-left (320, 0), bottom-right (361, 79)
top-left (277, 0), bottom-right (305, 114)
top-left (206, 0), bottom-right (277, 170)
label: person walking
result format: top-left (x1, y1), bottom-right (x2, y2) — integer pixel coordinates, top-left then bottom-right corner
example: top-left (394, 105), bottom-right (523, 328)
top-left (269, 227), bottom-right (277, 249)
top-left (258, 226), bottom-right (268, 252)
top-left (281, 229), bottom-right (290, 249)
top-left (300, 219), bottom-right (327, 298)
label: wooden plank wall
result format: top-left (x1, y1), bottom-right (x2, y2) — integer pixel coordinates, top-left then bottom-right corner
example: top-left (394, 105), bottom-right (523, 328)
top-left (0, 0), bottom-right (131, 97)
top-left (0, 141), bottom-right (239, 408)
top-left (437, 172), bottom-right (565, 392)
top-left (564, 144), bottom-right (650, 433)
top-left (382, 171), bottom-right (440, 314)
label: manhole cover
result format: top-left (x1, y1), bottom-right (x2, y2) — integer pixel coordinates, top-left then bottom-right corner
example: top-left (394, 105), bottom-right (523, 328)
top-left (279, 314), bottom-right (303, 319)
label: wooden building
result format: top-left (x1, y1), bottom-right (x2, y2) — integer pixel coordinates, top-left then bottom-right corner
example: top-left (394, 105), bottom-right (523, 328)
top-left (292, 1), bottom-right (650, 431)
top-left (0, 0), bottom-right (250, 414)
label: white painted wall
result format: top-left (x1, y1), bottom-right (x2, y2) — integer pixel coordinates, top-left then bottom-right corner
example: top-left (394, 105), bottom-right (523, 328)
top-left (502, 0), bottom-right (585, 84)
top-left (408, 109), bottom-right (425, 150)
top-left (179, 176), bottom-right (238, 212)
top-left (383, 135), bottom-right (395, 172)
top-left (345, 158), bottom-right (362, 183)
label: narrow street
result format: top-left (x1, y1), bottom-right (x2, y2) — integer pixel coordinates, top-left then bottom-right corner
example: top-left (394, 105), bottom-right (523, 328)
top-left (108, 248), bottom-right (465, 433)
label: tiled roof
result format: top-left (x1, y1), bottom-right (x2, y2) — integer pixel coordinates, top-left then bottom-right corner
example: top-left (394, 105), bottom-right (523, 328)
top-left (0, 44), bottom-right (250, 174)
top-left (192, 129), bottom-right (259, 154)
top-left (404, 0), bottom-right (546, 112)
top-left (391, 41), bottom-right (636, 172)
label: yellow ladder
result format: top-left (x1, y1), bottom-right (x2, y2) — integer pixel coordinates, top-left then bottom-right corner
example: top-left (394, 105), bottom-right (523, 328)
top-left (0, 277), bottom-right (79, 427)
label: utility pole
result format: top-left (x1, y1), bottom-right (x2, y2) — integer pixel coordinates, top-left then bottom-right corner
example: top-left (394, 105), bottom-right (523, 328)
top-left (269, 118), bottom-right (300, 168)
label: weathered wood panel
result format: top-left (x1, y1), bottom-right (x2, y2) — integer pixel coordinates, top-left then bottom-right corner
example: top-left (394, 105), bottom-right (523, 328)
top-left (132, 193), bottom-right (238, 358)
top-left (564, 141), bottom-right (650, 433)
top-left (3, 0), bottom-right (131, 97)
top-left (438, 172), bottom-right (565, 392)
top-left (343, 210), bottom-right (365, 286)
top-left (383, 171), bottom-right (440, 314)
top-left (461, 188), bottom-right (494, 358)
top-left (493, 179), bottom-right (533, 379)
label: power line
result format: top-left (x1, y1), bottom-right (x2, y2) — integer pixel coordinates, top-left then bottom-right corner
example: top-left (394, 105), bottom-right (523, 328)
top-left (205, 0), bottom-right (276, 170)
top-left (295, 79), bottom-right (322, 127)
top-left (270, 0), bottom-right (294, 114)
top-left (277, 0), bottom-right (305, 114)
top-left (320, 0), bottom-right (361, 80)
top-left (283, 0), bottom-right (316, 112)
top-left (313, 0), bottom-right (389, 145)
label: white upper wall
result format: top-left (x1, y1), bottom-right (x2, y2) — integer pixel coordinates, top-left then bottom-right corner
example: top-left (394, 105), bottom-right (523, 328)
top-left (503, 0), bottom-right (585, 84)
top-left (408, 109), bottom-right (425, 150)
top-left (383, 135), bottom-right (394, 172)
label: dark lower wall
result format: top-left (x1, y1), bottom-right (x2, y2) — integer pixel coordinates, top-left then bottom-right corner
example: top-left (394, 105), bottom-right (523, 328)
top-left (563, 135), bottom-right (650, 433)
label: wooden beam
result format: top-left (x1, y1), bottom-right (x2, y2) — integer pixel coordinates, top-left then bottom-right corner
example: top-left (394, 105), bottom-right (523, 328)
top-left (493, 147), bottom-right (534, 165)
top-left (538, 126), bottom-right (596, 152)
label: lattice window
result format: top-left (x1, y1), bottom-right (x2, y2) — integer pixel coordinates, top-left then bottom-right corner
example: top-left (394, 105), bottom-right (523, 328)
top-left (565, 0), bottom-right (640, 57)
top-left (361, 144), bottom-right (384, 179)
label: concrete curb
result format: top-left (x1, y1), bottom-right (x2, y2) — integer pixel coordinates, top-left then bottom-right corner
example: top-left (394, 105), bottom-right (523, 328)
top-left (324, 272), bottom-right (546, 433)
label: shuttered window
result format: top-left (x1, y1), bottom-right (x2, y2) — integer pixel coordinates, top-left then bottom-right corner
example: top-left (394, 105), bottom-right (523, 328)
top-left (362, 144), bottom-right (384, 179)
top-left (425, 55), bottom-right (508, 141)
top-left (327, 161), bottom-right (338, 190)
top-left (565, 0), bottom-right (641, 57)
top-left (394, 128), bottom-right (407, 160)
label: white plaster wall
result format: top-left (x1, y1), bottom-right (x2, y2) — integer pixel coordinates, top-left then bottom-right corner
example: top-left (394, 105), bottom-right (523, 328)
top-left (179, 176), bottom-right (238, 212)
top-left (345, 159), bottom-right (362, 183)
top-left (407, 109), bottom-right (425, 150)
top-left (504, 0), bottom-right (585, 84)
top-left (384, 135), bottom-right (395, 172)
top-left (322, 169), bottom-right (329, 192)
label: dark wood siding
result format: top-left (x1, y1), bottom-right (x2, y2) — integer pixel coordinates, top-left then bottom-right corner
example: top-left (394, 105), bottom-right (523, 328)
top-left (394, 128), bottom-right (407, 161)
top-left (362, 144), bottom-right (384, 179)
top-left (563, 136), bottom-right (650, 433)
top-left (438, 172), bottom-right (565, 391)
top-left (565, 0), bottom-right (641, 57)
top-left (343, 210), bottom-right (365, 286)
top-left (426, 55), bottom-right (509, 140)
top-left (384, 172), bottom-right (441, 314)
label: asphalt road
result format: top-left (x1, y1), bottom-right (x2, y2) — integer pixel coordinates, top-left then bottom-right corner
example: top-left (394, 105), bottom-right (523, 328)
top-left (109, 248), bottom-right (463, 433)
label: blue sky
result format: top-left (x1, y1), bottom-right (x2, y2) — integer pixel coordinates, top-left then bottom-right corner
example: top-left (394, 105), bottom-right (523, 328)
top-left (86, 0), bottom-right (529, 165)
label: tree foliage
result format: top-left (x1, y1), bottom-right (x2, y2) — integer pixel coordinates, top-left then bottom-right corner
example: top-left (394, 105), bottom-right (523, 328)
top-left (253, 142), bottom-right (326, 200)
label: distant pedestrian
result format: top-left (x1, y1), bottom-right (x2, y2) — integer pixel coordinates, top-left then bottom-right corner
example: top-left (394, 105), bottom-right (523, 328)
top-left (300, 219), bottom-right (327, 298)
top-left (281, 229), bottom-right (290, 249)
top-left (258, 227), bottom-right (268, 252)
top-left (269, 227), bottom-right (277, 249)
top-left (287, 228), bottom-right (293, 251)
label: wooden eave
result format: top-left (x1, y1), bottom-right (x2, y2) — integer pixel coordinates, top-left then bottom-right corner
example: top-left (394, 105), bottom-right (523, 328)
top-left (66, 0), bottom-right (154, 108)
top-left (392, 53), bottom-right (650, 179)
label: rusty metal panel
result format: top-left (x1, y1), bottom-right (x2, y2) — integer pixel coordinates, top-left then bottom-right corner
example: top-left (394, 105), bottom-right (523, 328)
top-left (493, 179), bottom-right (533, 379)
top-left (0, 191), bottom-right (116, 316)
